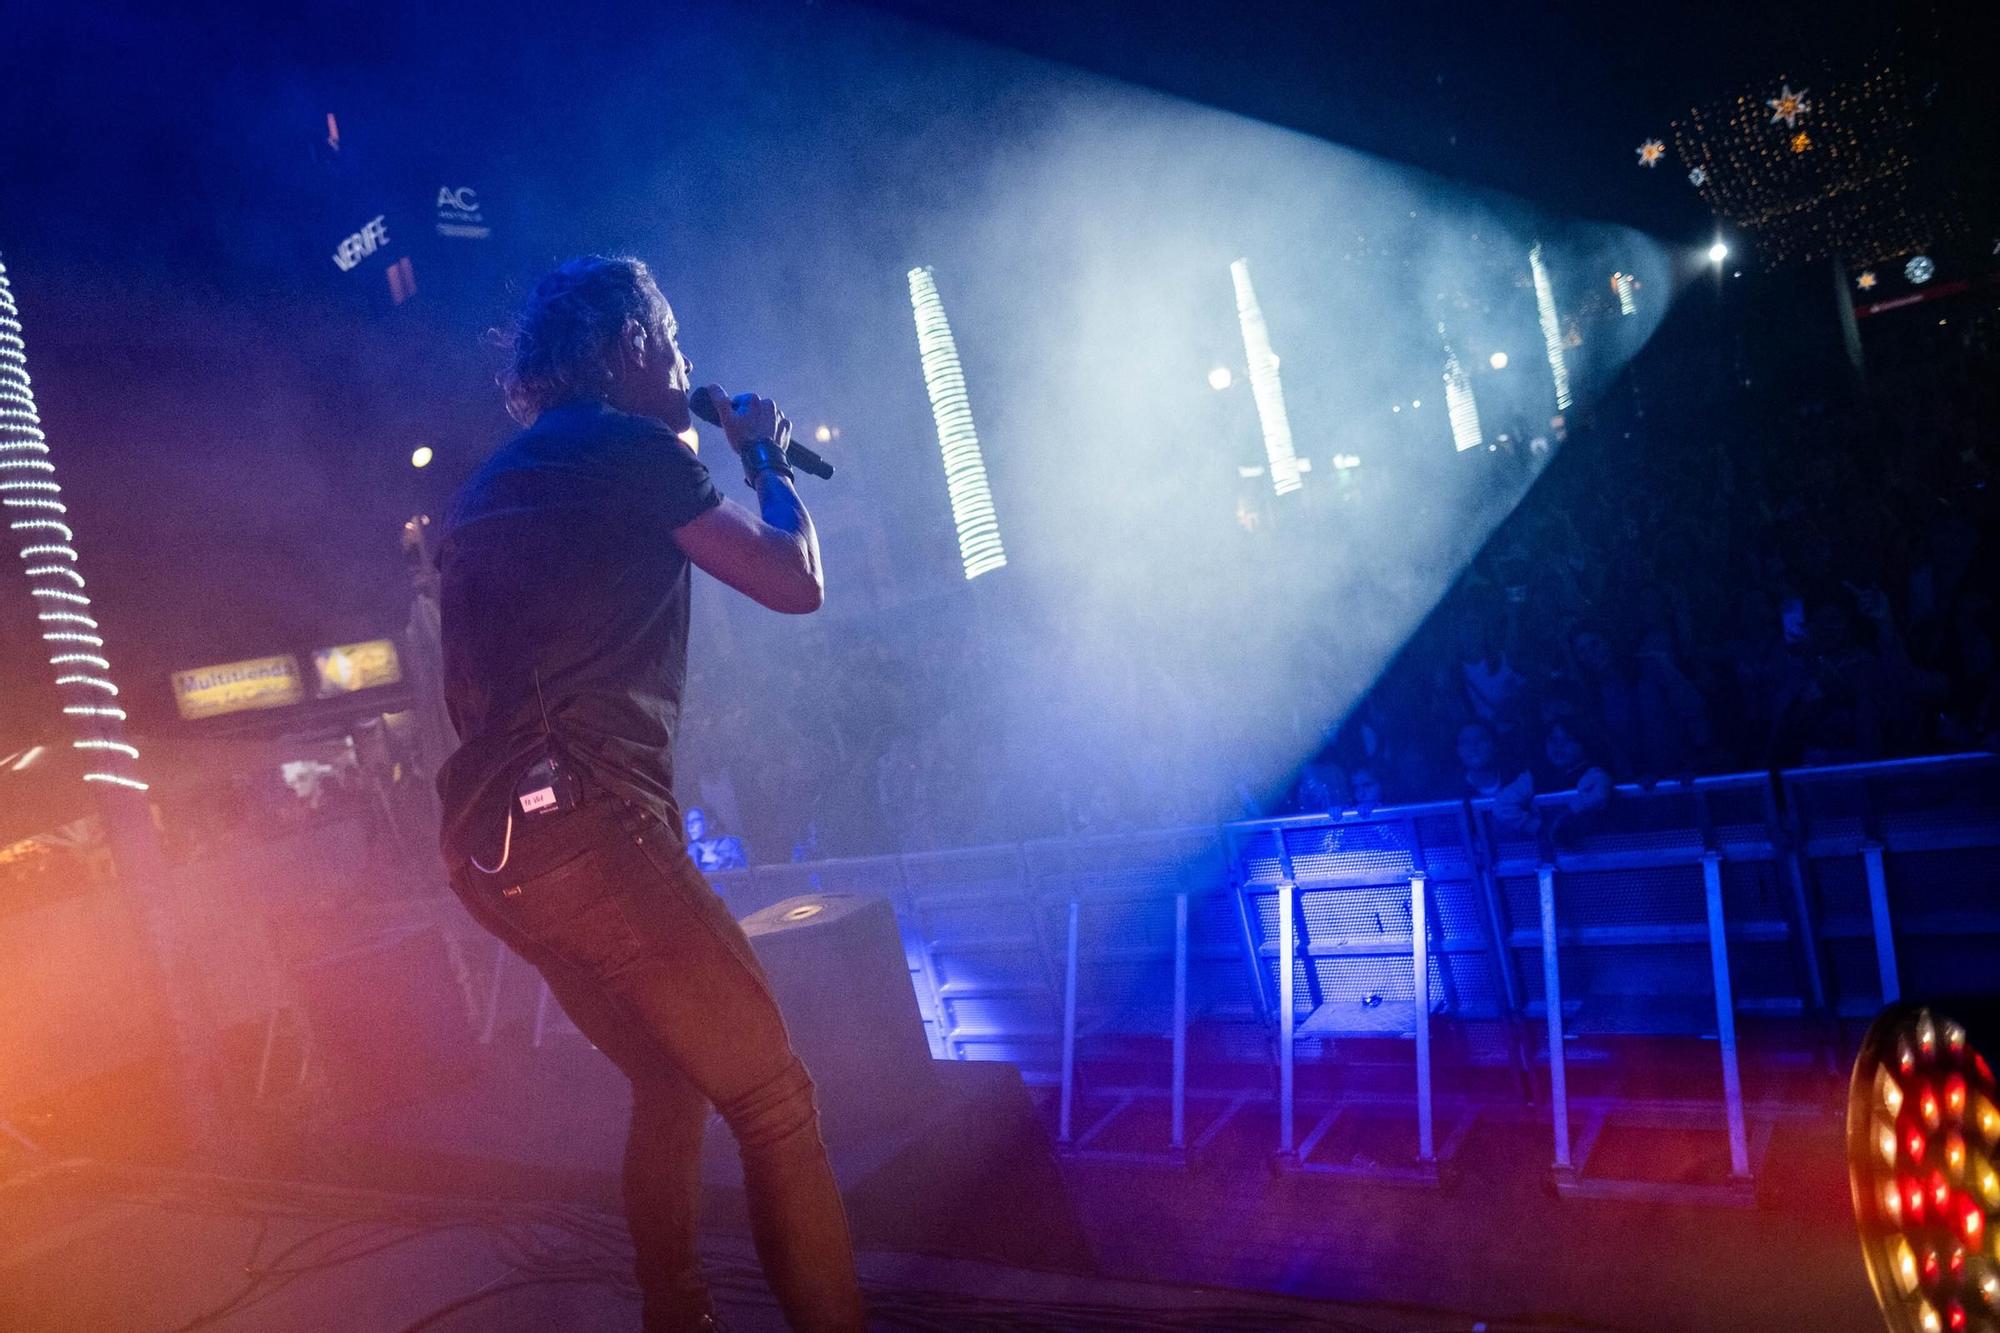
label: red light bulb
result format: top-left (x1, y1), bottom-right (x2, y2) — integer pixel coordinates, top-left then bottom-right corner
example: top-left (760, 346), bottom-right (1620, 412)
top-left (1949, 1299), bottom-right (1966, 1331)
top-left (1910, 1123), bottom-right (1930, 1163)
top-left (1949, 1247), bottom-right (1965, 1277)
top-left (1963, 1199), bottom-right (1986, 1247)
top-left (1976, 1054), bottom-right (1993, 1084)
top-left (1924, 1250), bottom-right (1942, 1283)
top-left (1905, 1177), bottom-right (1927, 1222)
top-left (1924, 1088), bottom-right (1944, 1128)
top-left (1935, 1170), bottom-right (1954, 1210)
top-left (1947, 1075), bottom-right (1968, 1119)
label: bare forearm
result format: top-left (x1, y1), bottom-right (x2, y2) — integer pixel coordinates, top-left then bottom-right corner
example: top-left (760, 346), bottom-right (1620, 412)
top-left (754, 468), bottom-right (822, 594)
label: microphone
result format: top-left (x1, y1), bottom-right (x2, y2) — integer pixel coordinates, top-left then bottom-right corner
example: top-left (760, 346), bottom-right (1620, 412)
top-left (687, 386), bottom-right (835, 480)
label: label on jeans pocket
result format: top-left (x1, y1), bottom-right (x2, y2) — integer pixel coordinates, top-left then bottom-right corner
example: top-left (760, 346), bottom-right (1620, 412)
top-left (519, 786), bottom-right (557, 813)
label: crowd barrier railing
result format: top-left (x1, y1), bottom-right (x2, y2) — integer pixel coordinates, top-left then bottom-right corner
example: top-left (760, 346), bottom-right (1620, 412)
top-left (481, 753), bottom-right (1998, 1200)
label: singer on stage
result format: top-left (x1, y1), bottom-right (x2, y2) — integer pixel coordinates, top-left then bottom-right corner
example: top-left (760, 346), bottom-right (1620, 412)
top-left (434, 255), bottom-right (863, 1333)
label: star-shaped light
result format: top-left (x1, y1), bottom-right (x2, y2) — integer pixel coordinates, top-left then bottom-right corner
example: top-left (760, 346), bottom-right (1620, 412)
top-left (1767, 84), bottom-right (1812, 128)
top-left (1790, 131), bottom-right (1812, 154)
top-left (1636, 138), bottom-right (1666, 168)
top-left (1688, 166), bottom-right (1708, 186)
top-left (1856, 270), bottom-right (1878, 290)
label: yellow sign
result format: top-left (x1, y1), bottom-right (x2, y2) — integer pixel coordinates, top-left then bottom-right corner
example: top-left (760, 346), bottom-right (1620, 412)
top-left (172, 655), bottom-right (305, 721)
top-left (312, 639), bottom-right (403, 698)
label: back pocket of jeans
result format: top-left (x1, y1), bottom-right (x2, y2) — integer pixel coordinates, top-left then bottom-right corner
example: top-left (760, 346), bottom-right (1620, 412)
top-left (494, 846), bottom-right (639, 972)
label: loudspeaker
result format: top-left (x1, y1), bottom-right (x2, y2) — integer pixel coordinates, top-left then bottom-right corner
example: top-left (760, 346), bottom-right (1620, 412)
top-left (737, 893), bottom-right (934, 1140)
top-left (719, 893), bottom-right (1092, 1271)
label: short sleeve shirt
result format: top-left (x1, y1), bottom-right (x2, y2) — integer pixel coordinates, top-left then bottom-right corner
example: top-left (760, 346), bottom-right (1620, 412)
top-left (435, 399), bottom-right (722, 866)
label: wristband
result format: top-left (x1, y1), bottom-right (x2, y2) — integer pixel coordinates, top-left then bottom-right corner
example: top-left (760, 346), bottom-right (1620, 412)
top-left (739, 438), bottom-right (794, 488)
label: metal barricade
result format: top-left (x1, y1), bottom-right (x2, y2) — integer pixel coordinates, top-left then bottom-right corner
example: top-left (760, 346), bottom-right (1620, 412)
top-left (1225, 800), bottom-right (1506, 1185)
top-left (1028, 826), bottom-right (1238, 1164)
top-left (1471, 772), bottom-right (1820, 1203)
top-left (1782, 752), bottom-right (2000, 1019)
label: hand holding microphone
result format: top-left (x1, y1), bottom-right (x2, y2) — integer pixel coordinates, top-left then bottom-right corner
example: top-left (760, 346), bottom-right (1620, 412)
top-left (688, 385), bottom-right (835, 482)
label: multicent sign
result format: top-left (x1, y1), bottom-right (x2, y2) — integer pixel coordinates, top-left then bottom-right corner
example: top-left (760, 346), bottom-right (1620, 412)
top-left (171, 655), bottom-right (305, 720)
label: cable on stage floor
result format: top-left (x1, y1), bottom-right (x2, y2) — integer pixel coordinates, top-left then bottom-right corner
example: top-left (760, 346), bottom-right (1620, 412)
top-left (7, 1158), bottom-right (1611, 1332)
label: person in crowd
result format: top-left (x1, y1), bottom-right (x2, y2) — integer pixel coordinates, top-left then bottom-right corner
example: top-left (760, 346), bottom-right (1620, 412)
top-left (1453, 720), bottom-right (1511, 801)
top-left (682, 806), bottom-right (748, 872)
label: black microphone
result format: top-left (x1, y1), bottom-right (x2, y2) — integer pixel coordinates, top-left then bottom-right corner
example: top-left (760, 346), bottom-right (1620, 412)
top-left (687, 386), bottom-right (835, 480)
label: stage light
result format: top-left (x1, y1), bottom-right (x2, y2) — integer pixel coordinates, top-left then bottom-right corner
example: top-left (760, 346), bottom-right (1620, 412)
top-left (1708, 240), bottom-right (1730, 264)
top-left (410, 445), bottom-right (433, 468)
top-left (1851, 1004), bottom-right (2000, 1333)
top-left (1228, 259), bottom-right (1301, 496)
top-left (1528, 243), bottom-right (1572, 412)
top-left (908, 266), bottom-right (1006, 580)
top-left (1208, 366), bottom-right (1233, 391)
top-left (1488, 351), bottom-right (1508, 370)
top-left (0, 254), bottom-right (145, 793)
top-left (813, 424), bottom-right (833, 444)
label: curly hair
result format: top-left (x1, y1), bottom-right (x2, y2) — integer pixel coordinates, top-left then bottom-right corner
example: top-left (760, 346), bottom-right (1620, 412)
top-left (501, 255), bottom-right (670, 425)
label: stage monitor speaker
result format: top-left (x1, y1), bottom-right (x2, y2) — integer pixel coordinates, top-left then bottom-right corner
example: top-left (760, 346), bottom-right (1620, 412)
top-left (737, 893), bottom-right (934, 1140)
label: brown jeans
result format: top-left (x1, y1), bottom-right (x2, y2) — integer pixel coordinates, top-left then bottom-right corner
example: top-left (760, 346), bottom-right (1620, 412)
top-left (450, 798), bottom-right (864, 1332)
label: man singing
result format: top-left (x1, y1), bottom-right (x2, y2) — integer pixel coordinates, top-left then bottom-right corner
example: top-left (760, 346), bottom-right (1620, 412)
top-left (435, 255), bottom-right (863, 1332)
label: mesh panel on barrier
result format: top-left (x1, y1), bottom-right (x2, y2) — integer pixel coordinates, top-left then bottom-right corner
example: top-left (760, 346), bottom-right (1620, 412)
top-left (1555, 864), bottom-right (1706, 929)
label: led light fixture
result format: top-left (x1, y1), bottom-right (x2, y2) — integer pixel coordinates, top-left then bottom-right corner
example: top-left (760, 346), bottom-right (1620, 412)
top-left (1851, 1003), bottom-right (2000, 1333)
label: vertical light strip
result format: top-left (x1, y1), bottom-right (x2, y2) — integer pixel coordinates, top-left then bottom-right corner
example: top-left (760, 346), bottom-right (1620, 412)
top-left (1439, 324), bottom-right (1483, 452)
top-left (1228, 258), bottom-right (1301, 496)
top-left (0, 254), bottom-right (147, 792)
top-left (1529, 243), bottom-right (1572, 412)
top-left (1613, 271), bottom-right (1638, 317)
top-left (907, 266), bottom-right (1006, 580)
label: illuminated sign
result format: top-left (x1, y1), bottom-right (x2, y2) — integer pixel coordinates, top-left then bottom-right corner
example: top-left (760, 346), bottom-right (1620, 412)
top-left (312, 639), bottom-right (403, 697)
top-left (172, 655), bottom-right (305, 720)
top-left (435, 186), bottom-right (490, 239)
top-left (332, 214), bottom-right (389, 271)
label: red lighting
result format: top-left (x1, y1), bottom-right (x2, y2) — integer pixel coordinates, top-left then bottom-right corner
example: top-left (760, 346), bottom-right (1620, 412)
top-left (1947, 1076), bottom-right (1968, 1118)
top-left (1963, 1199), bottom-right (1986, 1247)
top-left (1935, 1170), bottom-right (1954, 1210)
top-left (1976, 1054), bottom-right (1993, 1084)
top-left (1949, 1299), bottom-right (1967, 1331)
top-left (1905, 1177), bottom-right (1927, 1223)
top-left (1910, 1124), bottom-right (1930, 1163)
top-left (1949, 1247), bottom-right (1965, 1277)
top-left (1924, 1250), bottom-right (1942, 1284)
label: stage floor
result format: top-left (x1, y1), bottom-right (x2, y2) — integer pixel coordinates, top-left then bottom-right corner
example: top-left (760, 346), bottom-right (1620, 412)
top-left (1, 1036), bottom-right (1885, 1332)
top-left (1, 1164), bottom-right (1413, 1332)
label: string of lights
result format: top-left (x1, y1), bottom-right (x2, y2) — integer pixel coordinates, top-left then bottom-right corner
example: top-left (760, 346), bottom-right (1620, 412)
top-left (1228, 259), bottom-right (1302, 496)
top-left (1528, 244), bottom-right (1571, 413)
top-left (1438, 324), bottom-right (1483, 453)
top-left (907, 266), bottom-right (1007, 581)
top-left (0, 254), bottom-right (147, 793)
top-left (1672, 63), bottom-right (1951, 268)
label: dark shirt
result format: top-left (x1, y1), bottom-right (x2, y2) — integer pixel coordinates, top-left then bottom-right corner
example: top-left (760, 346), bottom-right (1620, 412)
top-left (435, 400), bottom-right (722, 868)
